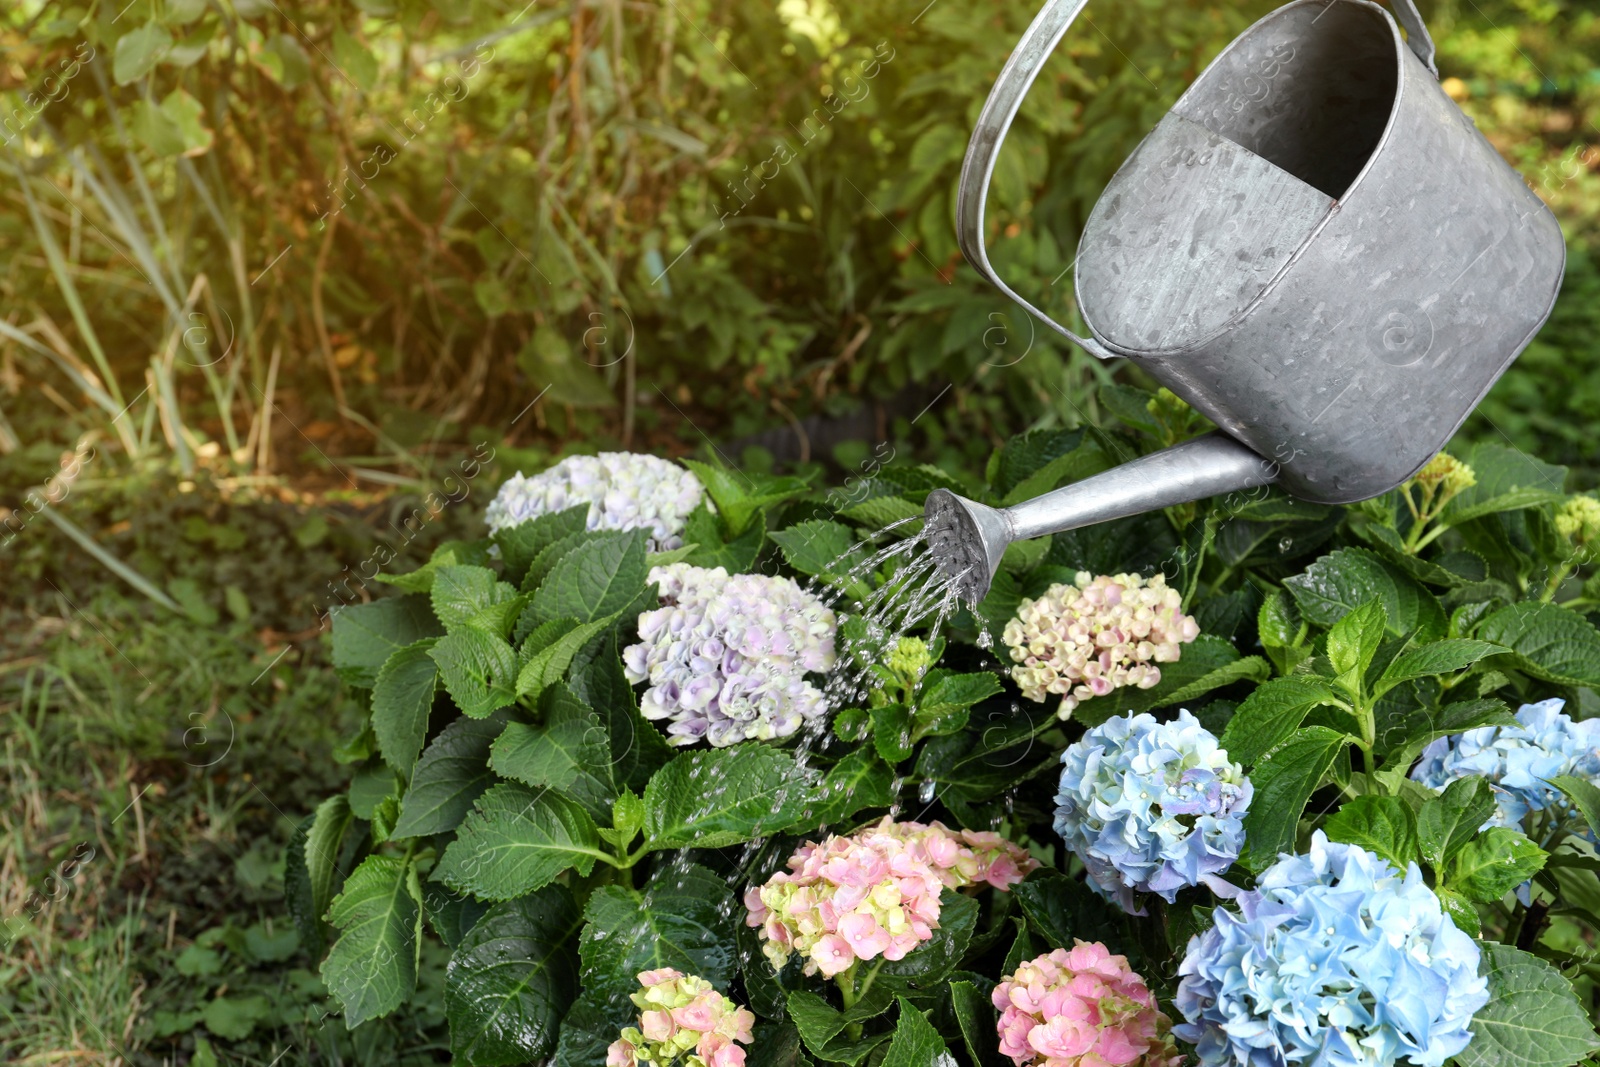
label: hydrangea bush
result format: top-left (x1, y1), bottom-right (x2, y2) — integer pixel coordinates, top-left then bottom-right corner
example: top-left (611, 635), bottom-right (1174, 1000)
top-left (300, 430), bottom-right (1600, 1067)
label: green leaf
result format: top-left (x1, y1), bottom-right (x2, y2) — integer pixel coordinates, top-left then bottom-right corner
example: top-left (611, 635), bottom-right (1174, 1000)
top-left (202, 994), bottom-right (272, 1040)
top-left (430, 629), bottom-right (519, 719)
top-left (114, 22), bottom-right (172, 84)
top-left (371, 640), bottom-right (439, 778)
top-left (1454, 943), bottom-right (1600, 1067)
top-left (810, 747), bottom-right (896, 827)
top-left (1376, 698), bottom-right (1515, 769)
top-left (1442, 443), bottom-right (1567, 524)
top-left (683, 504), bottom-right (766, 572)
top-left (579, 863), bottom-right (735, 1003)
top-left (1219, 676), bottom-right (1342, 767)
top-left (950, 980), bottom-right (1003, 1067)
top-left (489, 684), bottom-right (614, 821)
top-left (1079, 635), bottom-right (1255, 722)
top-left (436, 784), bottom-right (604, 901)
top-left (431, 566), bottom-right (515, 631)
top-left (1551, 776), bottom-right (1600, 840)
top-left (530, 530), bottom-right (648, 626)
top-left (1417, 776), bottom-right (1496, 871)
top-left (1000, 440), bottom-right (1113, 509)
top-left (1375, 639), bottom-right (1506, 694)
top-left (1477, 601), bottom-right (1600, 686)
top-left (568, 637), bottom-right (673, 793)
top-left (1323, 796), bottom-right (1419, 873)
top-left (1327, 599), bottom-right (1387, 685)
top-left (515, 616), bottom-right (613, 701)
top-left (493, 504), bottom-right (590, 587)
top-left (285, 795), bottom-right (353, 957)
top-left (321, 855), bottom-right (420, 1027)
top-left (681, 460), bottom-right (810, 536)
top-left (331, 595), bottom-right (444, 687)
top-left (913, 671), bottom-right (1002, 741)
top-left (881, 1000), bottom-right (950, 1067)
top-left (1241, 726), bottom-right (1349, 872)
top-left (520, 531), bottom-right (594, 594)
top-left (990, 429), bottom-right (1094, 497)
top-left (1010, 868), bottom-right (1124, 954)
top-left (445, 887), bottom-right (582, 1066)
top-left (1258, 589), bottom-right (1310, 675)
top-left (1284, 548), bottom-right (1446, 640)
top-left (788, 988), bottom-right (894, 1065)
top-left (872, 702), bottom-right (914, 763)
top-left (391, 712), bottom-right (508, 839)
top-left (770, 520), bottom-right (868, 592)
top-left (331, 29), bottom-right (379, 92)
top-left (421, 883), bottom-right (489, 950)
top-left (642, 747), bottom-right (817, 851)
top-left (377, 540), bottom-right (495, 594)
top-left (1449, 828), bottom-right (1547, 902)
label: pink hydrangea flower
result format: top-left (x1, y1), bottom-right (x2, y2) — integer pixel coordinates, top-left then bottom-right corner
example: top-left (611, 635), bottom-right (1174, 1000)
top-left (992, 944), bottom-right (1182, 1067)
top-left (605, 969), bottom-right (755, 1067)
top-left (745, 817), bottom-right (1035, 977)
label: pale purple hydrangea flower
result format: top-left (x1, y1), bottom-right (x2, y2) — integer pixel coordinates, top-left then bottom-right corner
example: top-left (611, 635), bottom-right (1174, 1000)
top-left (1176, 832), bottom-right (1488, 1067)
top-left (485, 452), bottom-right (704, 551)
top-left (1411, 697), bottom-right (1600, 842)
top-left (623, 563), bottom-right (836, 746)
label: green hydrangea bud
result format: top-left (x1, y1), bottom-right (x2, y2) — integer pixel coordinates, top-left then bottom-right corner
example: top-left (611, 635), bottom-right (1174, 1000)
top-left (1414, 452), bottom-right (1476, 499)
top-left (1557, 495), bottom-right (1600, 561)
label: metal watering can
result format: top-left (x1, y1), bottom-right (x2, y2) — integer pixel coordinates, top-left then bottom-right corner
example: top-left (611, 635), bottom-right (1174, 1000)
top-left (924, 0), bottom-right (1566, 604)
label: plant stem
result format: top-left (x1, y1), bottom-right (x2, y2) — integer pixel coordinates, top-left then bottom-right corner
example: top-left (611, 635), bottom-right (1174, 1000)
top-left (1542, 564), bottom-right (1573, 603)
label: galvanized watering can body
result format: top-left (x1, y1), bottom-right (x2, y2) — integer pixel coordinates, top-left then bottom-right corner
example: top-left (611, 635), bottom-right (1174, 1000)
top-left (924, 0), bottom-right (1566, 604)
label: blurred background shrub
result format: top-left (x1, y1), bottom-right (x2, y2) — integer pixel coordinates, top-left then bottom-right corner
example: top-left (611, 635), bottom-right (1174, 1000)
top-left (2, 0), bottom-right (1595, 495)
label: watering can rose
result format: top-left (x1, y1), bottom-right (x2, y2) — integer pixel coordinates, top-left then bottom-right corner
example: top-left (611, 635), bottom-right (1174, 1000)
top-left (744, 817), bottom-right (1034, 977)
top-left (1004, 572), bottom-right (1199, 720)
top-left (486, 451), bottom-right (704, 551)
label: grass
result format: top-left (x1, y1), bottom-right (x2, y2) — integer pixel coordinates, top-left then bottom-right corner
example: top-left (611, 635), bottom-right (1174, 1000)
top-left (0, 466), bottom-right (482, 1065)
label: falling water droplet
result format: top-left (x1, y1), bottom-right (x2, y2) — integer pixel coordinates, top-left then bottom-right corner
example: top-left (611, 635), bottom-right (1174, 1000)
top-left (918, 779), bottom-right (936, 803)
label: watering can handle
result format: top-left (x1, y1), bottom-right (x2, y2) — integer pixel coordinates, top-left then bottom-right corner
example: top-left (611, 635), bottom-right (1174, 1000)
top-left (955, 0), bottom-right (1439, 362)
top-left (1387, 0), bottom-right (1439, 76)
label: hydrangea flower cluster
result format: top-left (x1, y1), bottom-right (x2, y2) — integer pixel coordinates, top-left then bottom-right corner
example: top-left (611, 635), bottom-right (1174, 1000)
top-left (1556, 494), bottom-right (1600, 562)
top-left (744, 817), bottom-right (1033, 977)
top-left (1054, 710), bottom-right (1250, 911)
top-left (1175, 832), bottom-right (1488, 1067)
top-left (623, 563), bottom-right (836, 747)
top-left (1411, 698), bottom-right (1600, 840)
top-left (606, 968), bottom-right (755, 1067)
top-left (485, 452), bottom-right (704, 551)
top-left (1003, 572), bottom-right (1200, 720)
top-left (993, 943), bottom-right (1182, 1067)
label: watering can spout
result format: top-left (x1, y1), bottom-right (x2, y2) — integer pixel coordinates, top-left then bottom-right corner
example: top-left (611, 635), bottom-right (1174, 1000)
top-left (923, 432), bottom-right (1277, 605)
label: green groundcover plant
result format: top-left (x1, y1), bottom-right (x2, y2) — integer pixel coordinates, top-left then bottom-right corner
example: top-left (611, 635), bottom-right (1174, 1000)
top-left (296, 394), bottom-right (1600, 1067)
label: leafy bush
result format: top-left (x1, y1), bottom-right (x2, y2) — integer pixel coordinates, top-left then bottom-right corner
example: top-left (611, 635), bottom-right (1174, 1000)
top-left (298, 408), bottom-right (1600, 1066)
top-left (3, 0), bottom-right (1595, 467)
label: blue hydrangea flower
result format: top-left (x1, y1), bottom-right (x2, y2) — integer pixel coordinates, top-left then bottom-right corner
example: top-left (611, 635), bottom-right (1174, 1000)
top-left (1054, 710), bottom-right (1251, 911)
top-left (1175, 832), bottom-right (1488, 1067)
top-left (1411, 698), bottom-right (1600, 841)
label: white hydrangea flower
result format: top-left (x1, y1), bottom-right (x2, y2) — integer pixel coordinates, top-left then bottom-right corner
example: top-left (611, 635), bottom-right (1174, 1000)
top-left (485, 452), bottom-right (704, 551)
top-left (1003, 571), bottom-right (1200, 720)
top-left (623, 563), bottom-right (837, 747)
